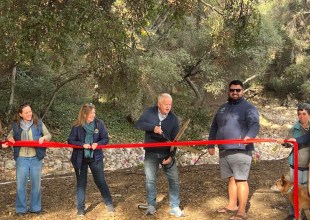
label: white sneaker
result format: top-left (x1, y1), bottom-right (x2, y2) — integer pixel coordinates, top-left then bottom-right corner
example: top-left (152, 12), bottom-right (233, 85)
top-left (107, 204), bottom-right (115, 213)
top-left (170, 207), bottom-right (185, 217)
top-left (145, 205), bottom-right (156, 215)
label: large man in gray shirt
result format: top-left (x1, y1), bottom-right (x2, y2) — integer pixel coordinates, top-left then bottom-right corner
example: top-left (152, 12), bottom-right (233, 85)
top-left (208, 80), bottom-right (260, 220)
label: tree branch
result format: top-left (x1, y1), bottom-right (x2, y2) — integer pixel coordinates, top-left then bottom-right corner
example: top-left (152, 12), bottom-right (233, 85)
top-left (244, 74), bottom-right (259, 84)
top-left (5, 66), bottom-right (17, 124)
top-left (184, 76), bottom-right (202, 101)
top-left (41, 72), bottom-right (90, 119)
top-left (200, 0), bottom-right (224, 16)
top-left (194, 151), bottom-right (208, 165)
top-left (184, 51), bottom-right (209, 78)
top-left (243, 74), bottom-right (259, 93)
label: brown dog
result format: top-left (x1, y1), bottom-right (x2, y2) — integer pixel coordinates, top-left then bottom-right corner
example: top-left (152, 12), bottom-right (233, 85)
top-left (271, 175), bottom-right (310, 219)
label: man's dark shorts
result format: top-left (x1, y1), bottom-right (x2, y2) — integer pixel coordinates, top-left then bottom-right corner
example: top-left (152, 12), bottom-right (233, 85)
top-left (219, 150), bottom-right (252, 180)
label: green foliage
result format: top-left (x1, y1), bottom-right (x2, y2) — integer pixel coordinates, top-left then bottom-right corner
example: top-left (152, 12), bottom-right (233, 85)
top-left (138, 54), bottom-right (182, 92)
top-left (97, 52), bottom-right (182, 120)
top-left (0, 0), bottom-right (129, 84)
top-left (261, 0), bottom-right (310, 102)
top-left (201, 64), bottom-right (227, 95)
top-left (13, 70), bottom-right (55, 112)
top-left (1, 63), bottom-right (93, 113)
top-left (1, 0), bottom-right (310, 146)
top-left (282, 58), bottom-right (310, 100)
top-left (258, 2), bottom-right (283, 51)
top-left (49, 102), bottom-right (145, 143)
top-left (173, 94), bottom-right (212, 140)
top-left (264, 56), bottom-right (310, 102)
top-left (300, 82), bottom-right (310, 102)
top-left (168, 18), bottom-right (213, 54)
top-left (95, 103), bottom-right (144, 144)
top-left (45, 102), bottom-right (81, 142)
top-left (220, 0), bottom-right (262, 50)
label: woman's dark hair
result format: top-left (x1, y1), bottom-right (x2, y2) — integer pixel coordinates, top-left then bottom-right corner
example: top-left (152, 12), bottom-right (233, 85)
top-left (13, 103), bottom-right (39, 128)
top-left (297, 103), bottom-right (310, 115)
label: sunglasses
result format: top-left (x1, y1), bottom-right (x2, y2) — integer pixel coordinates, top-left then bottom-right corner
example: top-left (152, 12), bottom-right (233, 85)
top-left (229, 89), bottom-right (242, 93)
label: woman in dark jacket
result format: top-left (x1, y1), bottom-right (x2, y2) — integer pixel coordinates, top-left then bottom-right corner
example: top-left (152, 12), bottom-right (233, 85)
top-left (68, 103), bottom-right (114, 216)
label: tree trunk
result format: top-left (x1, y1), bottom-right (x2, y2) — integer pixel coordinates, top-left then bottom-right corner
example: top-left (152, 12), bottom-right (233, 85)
top-left (5, 66), bottom-right (17, 124)
top-left (184, 76), bottom-right (203, 105)
top-left (182, 52), bottom-right (209, 104)
top-left (41, 73), bottom-right (87, 119)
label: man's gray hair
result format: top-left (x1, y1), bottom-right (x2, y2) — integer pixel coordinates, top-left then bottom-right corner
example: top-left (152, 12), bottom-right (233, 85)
top-left (158, 93), bottom-right (172, 103)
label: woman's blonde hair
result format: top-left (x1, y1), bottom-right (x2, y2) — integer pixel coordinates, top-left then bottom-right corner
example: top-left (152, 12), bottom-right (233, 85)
top-left (74, 103), bottom-right (95, 126)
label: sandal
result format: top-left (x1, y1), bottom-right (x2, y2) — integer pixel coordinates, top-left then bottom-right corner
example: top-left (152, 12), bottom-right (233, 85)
top-left (217, 207), bottom-right (238, 214)
top-left (229, 214), bottom-right (247, 220)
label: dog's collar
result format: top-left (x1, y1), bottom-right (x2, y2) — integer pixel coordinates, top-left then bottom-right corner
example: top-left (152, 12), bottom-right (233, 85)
top-left (287, 185), bottom-right (294, 194)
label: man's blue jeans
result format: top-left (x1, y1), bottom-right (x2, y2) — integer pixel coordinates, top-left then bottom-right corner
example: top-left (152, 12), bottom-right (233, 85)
top-left (74, 159), bottom-right (113, 211)
top-left (16, 156), bottom-right (43, 213)
top-left (144, 152), bottom-right (180, 208)
top-left (288, 167), bottom-right (309, 215)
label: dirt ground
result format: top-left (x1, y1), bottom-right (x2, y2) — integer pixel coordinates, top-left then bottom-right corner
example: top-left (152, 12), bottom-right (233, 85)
top-left (0, 158), bottom-right (293, 220)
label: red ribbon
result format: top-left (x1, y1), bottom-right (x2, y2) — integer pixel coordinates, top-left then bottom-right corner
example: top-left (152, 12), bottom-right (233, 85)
top-left (0, 138), bottom-right (277, 148)
top-left (0, 138), bottom-right (299, 219)
top-left (291, 141), bottom-right (299, 219)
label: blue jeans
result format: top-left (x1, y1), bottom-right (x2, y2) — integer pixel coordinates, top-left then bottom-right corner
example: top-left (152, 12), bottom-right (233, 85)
top-left (74, 159), bottom-right (112, 211)
top-left (144, 152), bottom-right (180, 208)
top-left (16, 156), bottom-right (43, 213)
top-left (288, 167), bottom-right (309, 215)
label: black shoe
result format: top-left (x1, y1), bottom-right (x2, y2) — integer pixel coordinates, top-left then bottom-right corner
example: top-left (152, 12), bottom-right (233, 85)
top-left (301, 211), bottom-right (307, 220)
top-left (77, 209), bottom-right (85, 216)
top-left (15, 212), bottom-right (26, 217)
top-left (29, 210), bottom-right (44, 214)
top-left (284, 214), bottom-right (295, 220)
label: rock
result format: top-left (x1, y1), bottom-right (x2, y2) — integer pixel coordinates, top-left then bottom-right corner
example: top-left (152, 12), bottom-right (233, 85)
top-left (5, 160), bottom-right (15, 169)
top-left (54, 159), bottom-right (62, 170)
top-left (62, 162), bottom-right (71, 171)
